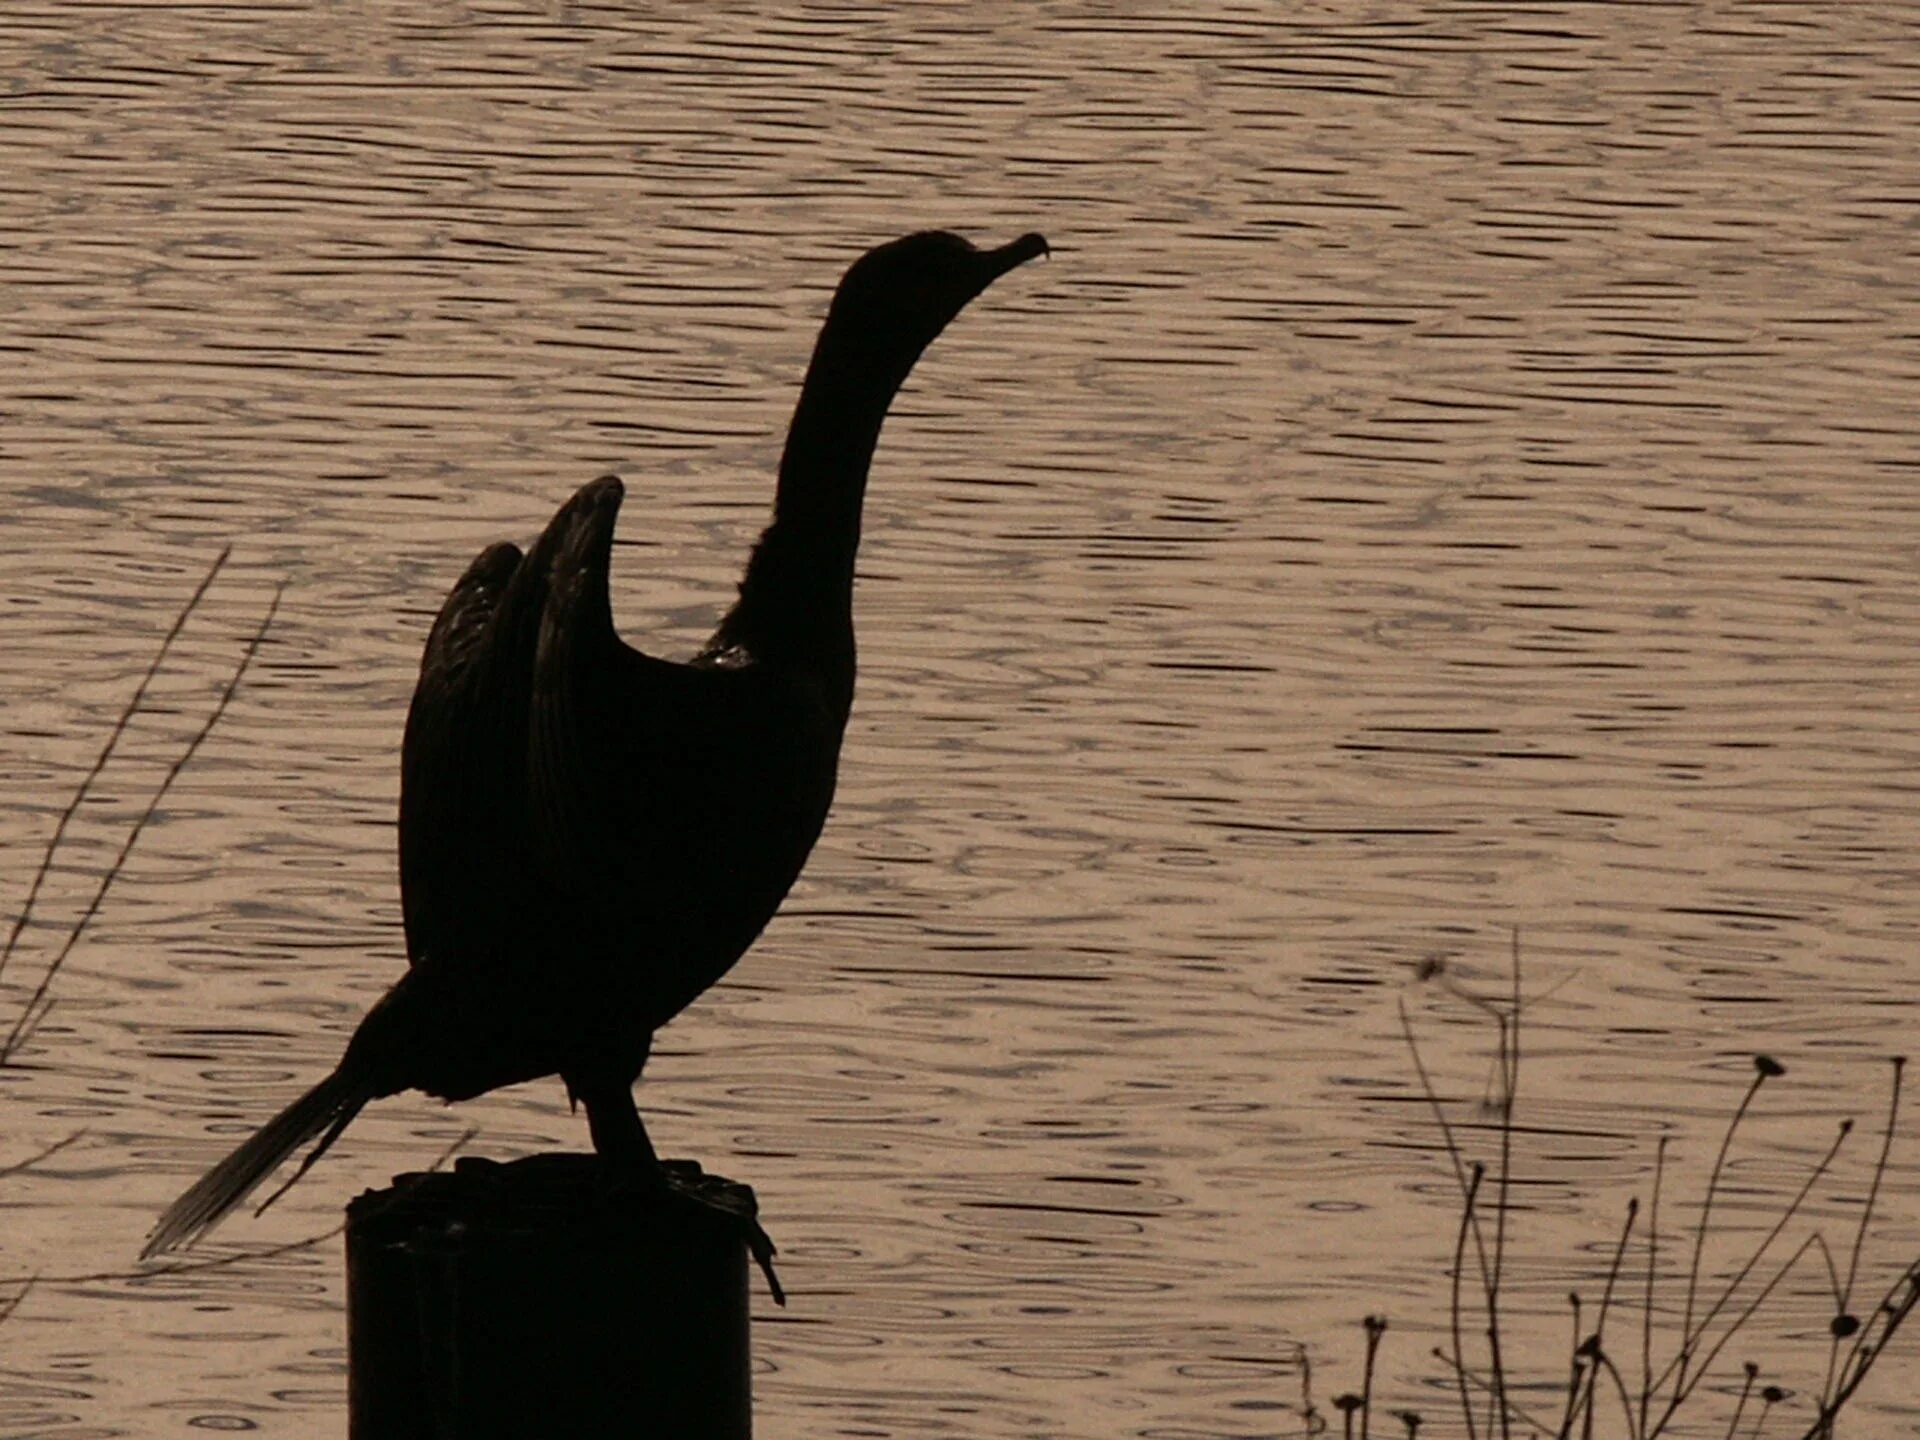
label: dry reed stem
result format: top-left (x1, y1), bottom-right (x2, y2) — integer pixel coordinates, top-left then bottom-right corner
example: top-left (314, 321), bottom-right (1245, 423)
top-left (1401, 998), bottom-right (1502, 1377)
top-left (0, 558), bottom-right (284, 1327)
top-left (1488, 935), bottom-right (1519, 1440)
top-left (1431, 1349), bottom-right (1556, 1437)
top-left (1639, 1135), bottom-right (1666, 1439)
top-left (1648, 1127), bottom-right (1850, 1432)
top-left (1452, 1162), bottom-right (1484, 1440)
top-left (2, 576), bottom-right (282, 1061)
top-left (0, 547), bottom-right (231, 994)
top-left (0, 1131), bottom-right (83, 1182)
top-left (1674, 1062), bottom-right (1776, 1406)
top-left (1820, 1055), bottom-right (1904, 1422)
top-left (1723, 1363), bottom-right (1758, 1440)
top-left (0, 1127), bottom-right (478, 1293)
top-left (1370, 955), bottom-right (1920, 1440)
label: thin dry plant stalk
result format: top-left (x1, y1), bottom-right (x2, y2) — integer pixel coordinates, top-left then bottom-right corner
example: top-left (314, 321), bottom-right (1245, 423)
top-left (0, 556), bottom-right (308, 1306)
top-left (0, 1127), bottom-right (479, 1291)
top-left (1333, 951), bottom-right (1919, 1440)
top-left (2, 556), bottom-right (279, 1062)
top-left (0, 547), bottom-right (231, 995)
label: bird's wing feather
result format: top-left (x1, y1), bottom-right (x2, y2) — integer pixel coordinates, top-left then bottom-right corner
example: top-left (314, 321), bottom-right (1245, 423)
top-left (525, 474), bottom-right (706, 894)
top-left (525, 475), bottom-right (628, 891)
top-left (398, 479), bottom-right (612, 967)
top-left (527, 477), bottom-right (832, 903)
top-left (398, 538), bottom-right (534, 968)
top-left (405, 474), bottom-right (835, 1013)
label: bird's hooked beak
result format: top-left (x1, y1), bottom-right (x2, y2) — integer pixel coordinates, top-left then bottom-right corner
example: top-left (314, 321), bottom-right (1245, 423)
top-left (983, 232), bottom-right (1050, 283)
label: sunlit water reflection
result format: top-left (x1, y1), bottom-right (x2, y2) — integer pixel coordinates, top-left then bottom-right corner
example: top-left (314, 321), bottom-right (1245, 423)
top-left (3, 3), bottom-right (1919, 1435)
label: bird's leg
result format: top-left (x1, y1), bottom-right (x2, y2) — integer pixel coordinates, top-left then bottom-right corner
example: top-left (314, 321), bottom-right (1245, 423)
top-left (576, 1078), bottom-right (784, 1305)
top-left (580, 1080), bottom-right (666, 1189)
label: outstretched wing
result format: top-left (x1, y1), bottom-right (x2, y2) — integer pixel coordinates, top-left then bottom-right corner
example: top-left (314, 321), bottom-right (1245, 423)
top-left (399, 475), bottom-right (644, 971)
top-left (522, 474), bottom-right (631, 897)
top-left (523, 473), bottom-right (745, 907)
top-left (397, 536), bottom-right (535, 969)
top-left (402, 473), bottom-right (843, 1032)
top-left (525, 476), bottom-right (845, 1000)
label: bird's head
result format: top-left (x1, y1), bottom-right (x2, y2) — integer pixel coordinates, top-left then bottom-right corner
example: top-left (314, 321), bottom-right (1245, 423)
top-left (823, 229), bottom-right (1048, 387)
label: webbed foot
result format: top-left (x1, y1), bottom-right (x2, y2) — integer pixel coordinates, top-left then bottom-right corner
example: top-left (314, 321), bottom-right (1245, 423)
top-left (607, 1157), bottom-right (784, 1306)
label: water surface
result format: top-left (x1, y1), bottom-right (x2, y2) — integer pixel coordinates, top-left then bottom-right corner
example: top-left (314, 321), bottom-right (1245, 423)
top-left (2, 3), bottom-right (1918, 1435)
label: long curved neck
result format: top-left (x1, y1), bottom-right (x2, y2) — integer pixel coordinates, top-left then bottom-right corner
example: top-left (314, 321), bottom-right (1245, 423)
top-left (710, 322), bottom-right (912, 694)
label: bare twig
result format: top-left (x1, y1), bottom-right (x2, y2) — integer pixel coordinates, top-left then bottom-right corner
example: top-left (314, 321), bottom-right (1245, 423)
top-left (1723, 1362), bottom-right (1758, 1440)
top-left (0, 1127), bottom-right (477, 1292)
top-left (1652, 1232), bottom-right (1824, 1435)
top-left (0, 1130), bottom-right (84, 1182)
top-left (1559, 1294), bottom-right (1583, 1439)
top-left (0, 1275), bottom-right (36, 1328)
top-left (1300, 1346), bottom-right (1325, 1436)
top-left (1807, 1262), bottom-right (1920, 1437)
top-left (1360, 954), bottom-right (1918, 1440)
top-left (1584, 1195), bottom-right (1639, 1433)
top-left (1639, 1133), bottom-right (1668, 1440)
top-left (1402, 999), bottom-right (1503, 1367)
top-left (1597, 1205), bottom-right (1638, 1328)
top-left (1556, 1342), bottom-right (1595, 1440)
top-left (1673, 1056), bottom-right (1783, 1406)
top-left (3, 579), bottom-right (282, 1062)
top-left (1653, 1117), bottom-right (1851, 1428)
top-left (1821, 1056), bottom-right (1903, 1424)
top-left (1452, 1164), bottom-right (1485, 1440)
top-left (0, 547), bottom-right (232, 993)
top-left (1590, 1351), bottom-right (1637, 1439)
top-left (1487, 932), bottom-right (1520, 1440)
top-left (1360, 1315), bottom-right (1386, 1440)
top-left (1431, 1346), bottom-right (1558, 1438)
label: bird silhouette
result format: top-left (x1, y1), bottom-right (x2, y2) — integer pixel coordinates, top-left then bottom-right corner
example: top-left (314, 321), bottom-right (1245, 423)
top-left (143, 229), bottom-right (1049, 1269)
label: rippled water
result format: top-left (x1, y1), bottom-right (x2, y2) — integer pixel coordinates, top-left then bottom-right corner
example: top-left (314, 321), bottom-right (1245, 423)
top-left (3, 3), bottom-right (1919, 1436)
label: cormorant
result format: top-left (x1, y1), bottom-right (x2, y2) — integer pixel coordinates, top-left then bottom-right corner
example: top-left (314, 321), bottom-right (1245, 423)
top-left (142, 229), bottom-right (1049, 1264)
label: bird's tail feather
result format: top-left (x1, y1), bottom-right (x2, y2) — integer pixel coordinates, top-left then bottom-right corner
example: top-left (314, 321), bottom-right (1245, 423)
top-left (142, 1067), bottom-right (372, 1260)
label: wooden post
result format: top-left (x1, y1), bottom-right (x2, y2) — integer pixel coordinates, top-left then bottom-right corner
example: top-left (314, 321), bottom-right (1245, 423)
top-left (346, 1154), bottom-right (752, 1439)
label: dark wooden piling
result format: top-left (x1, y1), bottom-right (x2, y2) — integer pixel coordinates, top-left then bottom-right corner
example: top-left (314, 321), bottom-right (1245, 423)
top-left (346, 1154), bottom-right (752, 1440)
